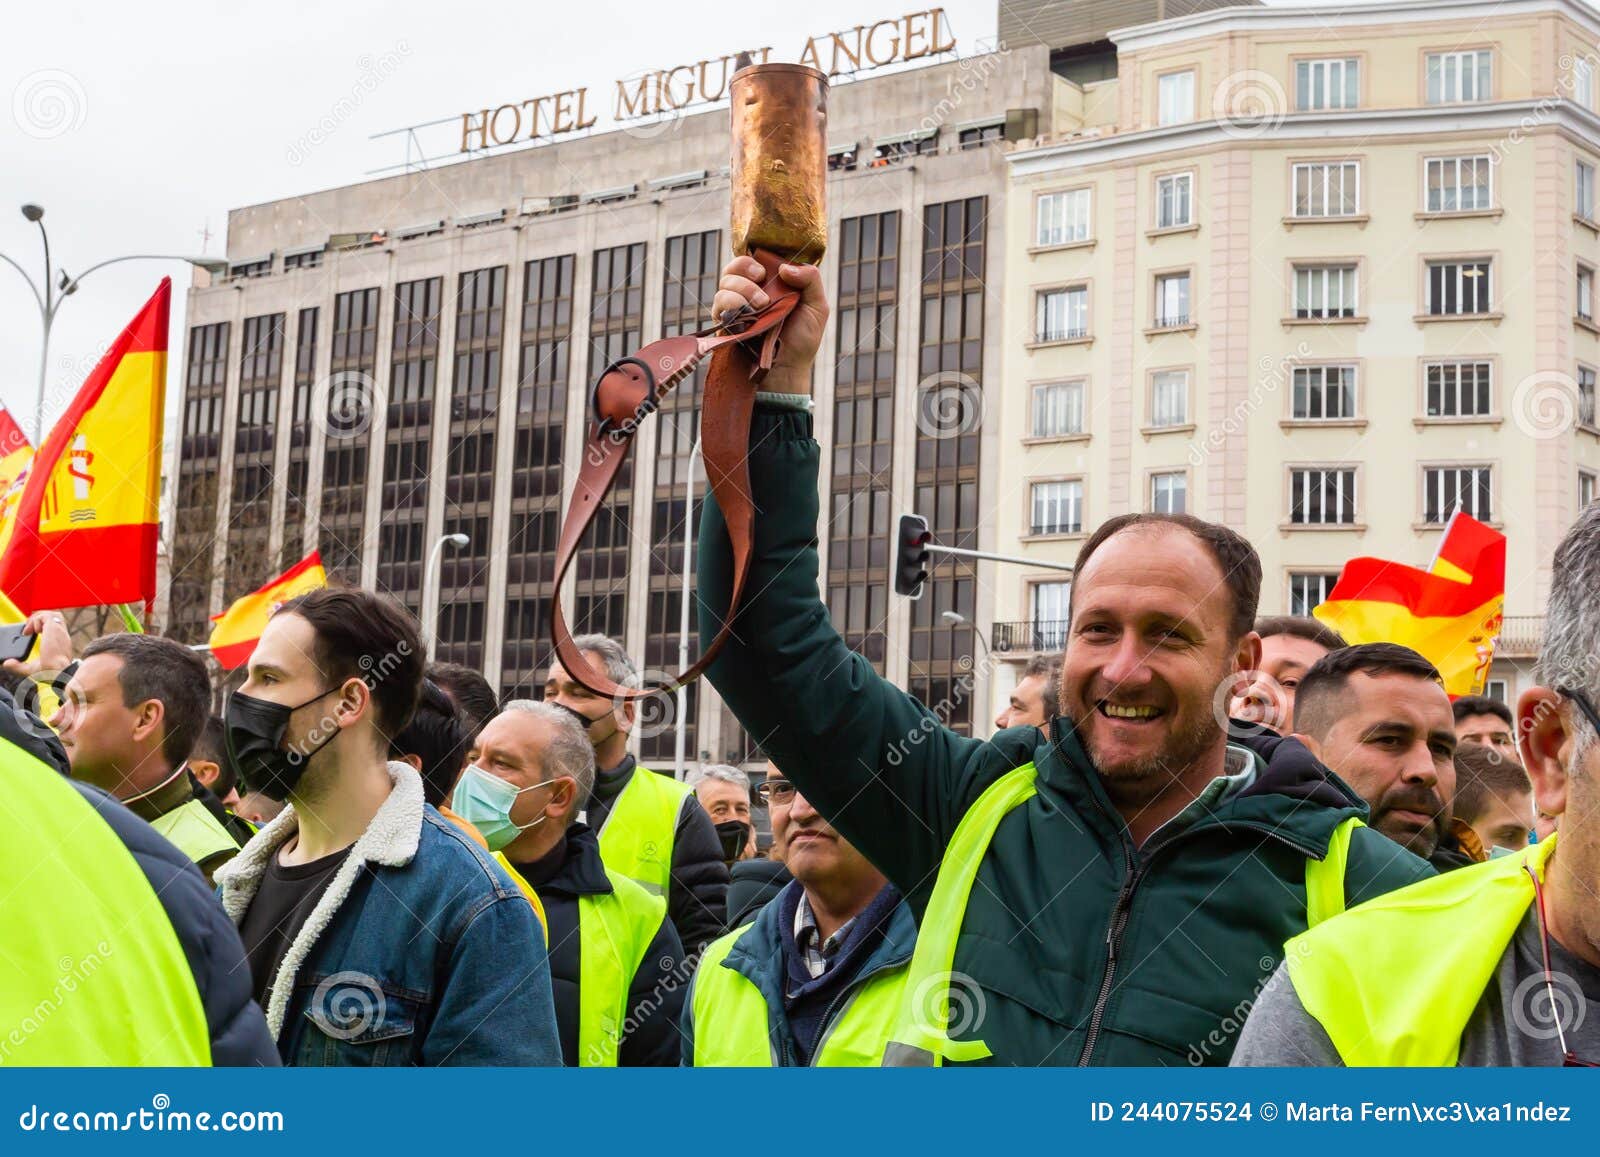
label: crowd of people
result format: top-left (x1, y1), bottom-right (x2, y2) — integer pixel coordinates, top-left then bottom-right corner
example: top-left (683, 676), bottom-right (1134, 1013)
top-left (2, 255), bottom-right (1594, 1067)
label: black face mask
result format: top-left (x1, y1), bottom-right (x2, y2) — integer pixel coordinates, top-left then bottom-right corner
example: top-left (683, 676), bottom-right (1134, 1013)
top-left (715, 819), bottom-right (750, 864)
top-left (223, 687), bottom-right (342, 802)
top-left (550, 699), bottom-right (614, 735)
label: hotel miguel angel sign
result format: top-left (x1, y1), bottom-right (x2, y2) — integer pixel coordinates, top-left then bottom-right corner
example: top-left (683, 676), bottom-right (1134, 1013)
top-left (457, 7), bottom-right (957, 152)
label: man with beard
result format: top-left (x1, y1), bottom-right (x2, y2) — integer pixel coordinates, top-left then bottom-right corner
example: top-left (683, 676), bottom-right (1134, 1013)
top-left (1291, 644), bottom-right (1463, 869)
top-left (694, 255), bottom-right (1432, 1065)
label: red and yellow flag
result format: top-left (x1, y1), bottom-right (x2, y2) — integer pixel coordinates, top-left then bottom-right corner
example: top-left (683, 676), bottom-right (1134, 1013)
top-left (0, 406), bottom-right (32, 496)
top-left (0, 280), bottom-right (169, 613)
top-left (208, 551), bottom-right (328, 669)
top-left (1314, 513), bottom-right (1506, 697)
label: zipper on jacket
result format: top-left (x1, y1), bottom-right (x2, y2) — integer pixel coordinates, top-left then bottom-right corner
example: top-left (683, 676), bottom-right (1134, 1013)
top-left (786, 947), bottom-right (911, 1066)
top-left (1072, 818), bottom-right (1328, 1066)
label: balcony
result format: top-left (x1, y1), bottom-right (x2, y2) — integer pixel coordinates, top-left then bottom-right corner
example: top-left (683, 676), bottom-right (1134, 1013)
top-left (1496, 616), bottom-right (1543, 659)
top-left (993, 620), bottom-right (1068, 655)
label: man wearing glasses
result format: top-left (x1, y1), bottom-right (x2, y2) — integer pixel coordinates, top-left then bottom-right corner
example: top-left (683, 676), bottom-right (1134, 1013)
top-left (1235, 505), bottom-right (1600, 1066)
top-left (681, 770), bottom-right (915, 1066)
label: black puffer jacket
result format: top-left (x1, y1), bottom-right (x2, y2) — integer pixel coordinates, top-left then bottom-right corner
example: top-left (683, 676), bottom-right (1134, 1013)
top-left (586, 755), bottom-right (729, 955)
top-left (74, 781), bottom-right (278, 1066)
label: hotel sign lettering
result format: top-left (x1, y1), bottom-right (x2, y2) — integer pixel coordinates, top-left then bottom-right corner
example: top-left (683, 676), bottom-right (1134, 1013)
top-left (458, 8), bottom-right (957, 152)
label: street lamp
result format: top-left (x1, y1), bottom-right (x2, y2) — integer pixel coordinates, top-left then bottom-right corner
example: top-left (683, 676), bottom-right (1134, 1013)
top-left (941, 609), bottom-right (991, 661)
top-left (426, 532), bottom-right (471, 659)
top-left (1, 203), bottom-right (229, 442)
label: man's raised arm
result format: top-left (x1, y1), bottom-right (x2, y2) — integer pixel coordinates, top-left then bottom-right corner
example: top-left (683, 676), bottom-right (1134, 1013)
top-left (695, 258), bottom-right (1002, 900)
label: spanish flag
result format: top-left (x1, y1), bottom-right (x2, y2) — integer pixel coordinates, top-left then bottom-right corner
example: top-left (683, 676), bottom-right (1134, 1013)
top-left (208, 551), bottom-right (328, 669)
top-left (1314, 513), bottom-right (1506, 697)
top-left (0, 281), bottom-right (169, 613)
top-left (0, 409), bottom-right (34, 625)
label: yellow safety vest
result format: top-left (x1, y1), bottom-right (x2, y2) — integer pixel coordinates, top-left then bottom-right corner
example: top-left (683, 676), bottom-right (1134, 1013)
top-left (0, 754), bottom-right (211, 1065)
top-left (691, 923), bottom-right (910, 1066)
top-left (576, 869), bottom-right (668, 1067)
top-left (881, 763), bottom-right (1361, 1066)
top-left (149, 797), bottom-right (240, 869)
top-left (596, 764), bottom-right (691, 896)
top-left (492, 851), bottom-right (550, 942)
top-left (1286, 835), bottom-right (1556, 1066)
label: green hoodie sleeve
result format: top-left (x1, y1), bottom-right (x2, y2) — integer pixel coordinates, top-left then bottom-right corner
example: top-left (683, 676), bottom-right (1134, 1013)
top-left (696, 407), bottom-right (1001, 900)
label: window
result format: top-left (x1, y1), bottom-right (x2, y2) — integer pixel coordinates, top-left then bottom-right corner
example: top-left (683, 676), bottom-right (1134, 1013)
top-left (1425, 361), bottom-right (1493, 417)
top-left (1030, 581), bottom-right (1071, 650)
top-left (1292, 161), bottom-right (1360, 218)
top-left (1036, 188), bottom-right (1091, 246)
top-left (1578, 160), bottom-right (1596, 221)
top-left (1031, 480), bottom-right (1083, 535)
top-left (1426, 49), bottom-right (1492, 104)
top-left (1426, 260), bottom-right (1492, 315)
top-left (1154, 272), bottom-right (1190, 328)
top-left (1425, 156), bottom-right (1492, 212)
top-left (1150, 369), bottom-right (1188, 427)
top-left (1289, 468), bottom-right (1357, 524)
top-left (1486, 678), bottom-right (1510, 704)
top-left (1156, 172), bottom-right (1193, 228)
top-left (1036, 286), bottom-right (1088, 341)
top-left (958, 122), bottom-right (1004, 149)
top-left (1581, 469), bottom-right (1598, 508)
top-left (1580, 365), bottom-right (1597, 427)
top-left (1423, 465), bottom-right (1493, 523)
top-left (1289, 572), bottom-right (1340, 615)
top-left (1294, 265), bottom-right (1358, 319)
top-left (1296, 57), bottom-right (1360, 110)
top-left (1581, 264), bottom-right (1595, 322)
top-left (1031, 380), bottom-right (1085, 438)
top-left (1575, 56), bottom-right (1595, 108)
top-left (1158, 70), bottom-right (1195, 125)
top-left (1150, 471), bottom-right (1187, 514)
top-left (1292, 365), bottom-right (1357, 419)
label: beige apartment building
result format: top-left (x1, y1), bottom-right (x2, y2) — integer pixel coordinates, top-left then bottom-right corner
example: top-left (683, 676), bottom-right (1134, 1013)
top-left (997, 0), bottom-right (1600, 705)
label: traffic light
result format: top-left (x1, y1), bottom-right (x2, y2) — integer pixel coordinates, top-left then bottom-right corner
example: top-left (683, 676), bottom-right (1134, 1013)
top-left (894, 513), bottom-right (931, 598)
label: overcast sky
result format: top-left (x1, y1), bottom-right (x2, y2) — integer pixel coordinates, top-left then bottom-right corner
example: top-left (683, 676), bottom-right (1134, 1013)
top-left (1, 0), bottom-right (998, 443)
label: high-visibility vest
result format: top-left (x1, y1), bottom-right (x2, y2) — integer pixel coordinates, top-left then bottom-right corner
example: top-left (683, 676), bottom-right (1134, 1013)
top-left (1285, 835), bottom-right (1556, 1066)
top-left (595, 764), bottom-right (691, 896)
top-left (881, 762), bottom-right (1361, 1066)
top-left (576, 869), bottom-right (668, 1067)
top-left (492, 851), bottom-right (549, 942)
top-left (148, 797), bottom-right (239, 869)
top-left (691, 923), bottom-right (910, 1066)
top-left (0, 753), bottom-right (211, 1065)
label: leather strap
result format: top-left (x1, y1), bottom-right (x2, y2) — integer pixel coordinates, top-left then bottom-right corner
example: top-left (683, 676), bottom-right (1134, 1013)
top-left (551, 250), bottom-right (798, 700)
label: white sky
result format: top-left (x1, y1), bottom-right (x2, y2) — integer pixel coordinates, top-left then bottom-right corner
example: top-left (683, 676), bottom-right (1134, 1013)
top-left (1, 0), bottom-right (998, 442)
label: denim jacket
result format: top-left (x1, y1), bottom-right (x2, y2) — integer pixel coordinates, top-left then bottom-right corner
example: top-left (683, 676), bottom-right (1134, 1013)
top-left (216, 762), bottom-right (560, 1066)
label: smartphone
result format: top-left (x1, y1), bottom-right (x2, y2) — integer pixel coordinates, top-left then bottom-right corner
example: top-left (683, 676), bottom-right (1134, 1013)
top-left (0, 622), bottom-right (35, 664)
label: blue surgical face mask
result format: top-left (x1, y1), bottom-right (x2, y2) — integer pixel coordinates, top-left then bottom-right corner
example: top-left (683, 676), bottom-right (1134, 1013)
top-left (451, 765), bottom-right (557, 852)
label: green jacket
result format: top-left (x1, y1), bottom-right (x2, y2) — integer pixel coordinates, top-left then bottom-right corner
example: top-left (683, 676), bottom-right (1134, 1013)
top-left (697, 406), bottom-right (1434, 1066)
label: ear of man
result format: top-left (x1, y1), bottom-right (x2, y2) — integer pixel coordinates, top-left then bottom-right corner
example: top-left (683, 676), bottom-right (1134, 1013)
top-left (132, 698), bottom-right (166, 746)
top-left (1233, 631), bottom-right (1263, 677)
top-left (191, 759), bottom-right (221, 788)
top-left (1517, 686), bottom-right (1572, 821)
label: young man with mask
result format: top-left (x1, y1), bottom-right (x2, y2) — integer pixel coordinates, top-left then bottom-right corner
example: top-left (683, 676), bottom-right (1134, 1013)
top-left (543, 633), bottom-right (728, 954)
top-left (453, 699), bottom-right (684, 1066)
top-left (215, 588), bottom-right (559, 1066)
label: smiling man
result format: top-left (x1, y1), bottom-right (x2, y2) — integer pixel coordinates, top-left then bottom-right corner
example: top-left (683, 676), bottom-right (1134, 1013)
top-left (696, 255), bottom-right (1432, 1065)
